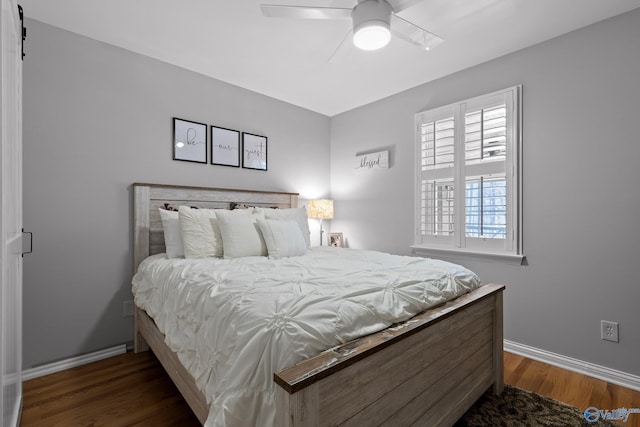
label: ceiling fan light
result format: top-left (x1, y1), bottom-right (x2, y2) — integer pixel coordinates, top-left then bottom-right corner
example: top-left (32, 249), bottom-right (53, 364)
top-left (353, 22), bottom-right (391, 50)
top-left (351, 0), bottom-right (393, 51)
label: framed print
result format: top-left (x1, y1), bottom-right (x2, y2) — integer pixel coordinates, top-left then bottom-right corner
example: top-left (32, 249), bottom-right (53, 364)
top-left (173, 118), bottom-right (207, 163)
top-left (211, 126), bottom-right (240, 167)
top-left (328, 232), bottom-right (344, 248)
top-left (242, 132), bottom-right (268, 171)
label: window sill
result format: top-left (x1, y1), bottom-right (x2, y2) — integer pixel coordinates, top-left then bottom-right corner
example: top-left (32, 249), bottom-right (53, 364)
top-left (411, 245), bottom-right (525, 265)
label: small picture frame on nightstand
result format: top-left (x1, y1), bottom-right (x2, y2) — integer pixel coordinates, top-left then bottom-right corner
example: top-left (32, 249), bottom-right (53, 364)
top-left (328, 232), bottom-right (344, 248)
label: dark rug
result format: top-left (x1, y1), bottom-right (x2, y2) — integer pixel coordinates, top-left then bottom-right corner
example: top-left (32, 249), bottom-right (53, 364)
top-left (455, 385), bottom-right (619, 426)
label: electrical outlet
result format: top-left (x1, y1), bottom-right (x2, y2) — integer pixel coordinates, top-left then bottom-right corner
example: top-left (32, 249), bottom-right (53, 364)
top-left (123, 300), bottom-right (134, 317)
top-left (601, 320), bottom-right (619, 343)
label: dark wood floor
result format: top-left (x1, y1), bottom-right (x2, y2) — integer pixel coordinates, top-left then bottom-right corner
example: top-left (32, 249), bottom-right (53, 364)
top-left (21, 351), bottom-right (640, 426)
top-left (21, 351), bottom-right (200, 427)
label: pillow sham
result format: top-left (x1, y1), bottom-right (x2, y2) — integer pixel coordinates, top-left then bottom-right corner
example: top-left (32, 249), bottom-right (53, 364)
top-left (178, 206), bottom-right (223, 258)
top-left (158, 208), bottom-right (184, 258)
top-left (230, 202), bottom-right (253, 210)
top-left (257, 218), bottom-right (307, 259)
top-left (163, 203), bottom-right (198, 212)
top-left (215, 209), bottom-right (267, 259)
top-left (254, 207), bottom-right (311, 248)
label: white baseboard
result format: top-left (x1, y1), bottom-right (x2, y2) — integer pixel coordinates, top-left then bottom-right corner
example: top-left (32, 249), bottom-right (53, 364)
top-left (22, 344), bottom-right (127, 381)
top-left (504, 340), bottom-right (640, 392)
top-left (20, 341), bottom-right (640, 393)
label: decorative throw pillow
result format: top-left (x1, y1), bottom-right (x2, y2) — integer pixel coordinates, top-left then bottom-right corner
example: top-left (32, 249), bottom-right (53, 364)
top-left (230, 202), bottom-right (253, 210)
top-left (255, 207), bottom-right (311, 248)
top-left (158, 208), bottom-right (184, 258)
top-left (178, 206), bottom-right (223, 258)
top-left (215, 209), bottom-right (267, 259)
top-left (163, 203), bottom-right (198, 211)
top-left (257, 218), bottom-right (307, 259)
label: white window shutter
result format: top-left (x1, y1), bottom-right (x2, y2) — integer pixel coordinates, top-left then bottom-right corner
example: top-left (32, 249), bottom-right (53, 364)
top-left (415, 86), bottom-right (522, 255)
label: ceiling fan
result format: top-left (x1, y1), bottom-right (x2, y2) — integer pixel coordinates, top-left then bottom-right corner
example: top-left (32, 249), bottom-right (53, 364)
top-left (260, 0), bottom-right (443, 57)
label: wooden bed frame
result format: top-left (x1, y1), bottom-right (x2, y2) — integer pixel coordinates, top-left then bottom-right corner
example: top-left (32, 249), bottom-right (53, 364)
top-left (132, 182), bottom-right (505, 426)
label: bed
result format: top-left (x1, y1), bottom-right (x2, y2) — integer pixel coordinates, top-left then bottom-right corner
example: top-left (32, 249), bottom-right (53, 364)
top-left (131, 182), bottom-right (505, 427)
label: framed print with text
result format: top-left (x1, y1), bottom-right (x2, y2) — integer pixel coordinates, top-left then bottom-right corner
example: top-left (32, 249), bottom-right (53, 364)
top-left (173, 118), bottom-right (207, 163)
top-left (242, 132), bottom-right (267, 171)
top-left (211, 126), bottom-right (240, 167)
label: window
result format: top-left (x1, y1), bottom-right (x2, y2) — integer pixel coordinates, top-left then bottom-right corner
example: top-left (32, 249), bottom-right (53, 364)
top-left (413, 86), bottom-right (522, 262)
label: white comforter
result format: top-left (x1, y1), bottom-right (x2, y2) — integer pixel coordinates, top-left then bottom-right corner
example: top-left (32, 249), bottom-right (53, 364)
top-left (132, 247), bottom-right (481, 427)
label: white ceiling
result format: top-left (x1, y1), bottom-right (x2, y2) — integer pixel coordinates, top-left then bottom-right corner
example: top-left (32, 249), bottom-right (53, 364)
top-left (20, 0), bottom-right (640, 116)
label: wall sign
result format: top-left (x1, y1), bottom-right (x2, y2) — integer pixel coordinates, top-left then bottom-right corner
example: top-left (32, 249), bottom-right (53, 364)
top-left (173, 117), bottom-right (207, 164)
top-left (242, 132), bottom-right (268, 171)
top-left (211, 126), bottom-right (240, 167)
top-left (354, 150), bottom-right (389, 172)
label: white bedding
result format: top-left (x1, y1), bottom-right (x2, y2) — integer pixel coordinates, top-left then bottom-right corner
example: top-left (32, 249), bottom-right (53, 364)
top-left (132, 247), bottom-right (481, 427)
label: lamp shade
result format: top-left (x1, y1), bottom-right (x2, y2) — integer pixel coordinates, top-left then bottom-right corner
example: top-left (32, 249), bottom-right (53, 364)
top-left (307, 199), bottom-right (334, 220)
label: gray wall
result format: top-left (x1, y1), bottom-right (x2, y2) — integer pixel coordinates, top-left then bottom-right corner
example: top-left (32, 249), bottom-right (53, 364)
top-left (24, 8), bottom-right (640, 379)
top-left (330, 8), bottom-right (640, 376)
top-left (23, 20), bottom-right (331, 368)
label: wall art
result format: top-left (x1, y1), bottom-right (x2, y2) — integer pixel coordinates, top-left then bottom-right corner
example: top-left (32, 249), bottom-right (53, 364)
top-left (211, 126), bottom-right (240, 167)
top-left (354, 150), bottom-right (389, 172)
top-left (173, 118), bottom-right (207, 163)
top-left (242, 132), bottom-right (267, 171)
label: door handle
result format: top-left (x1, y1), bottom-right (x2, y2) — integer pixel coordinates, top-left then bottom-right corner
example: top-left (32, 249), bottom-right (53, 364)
top-left (22, 228), bottom-right (32, 256)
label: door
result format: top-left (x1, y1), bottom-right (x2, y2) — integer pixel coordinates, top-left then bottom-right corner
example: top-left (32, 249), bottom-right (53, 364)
top-left (0, 0), bottom-right (23, 425)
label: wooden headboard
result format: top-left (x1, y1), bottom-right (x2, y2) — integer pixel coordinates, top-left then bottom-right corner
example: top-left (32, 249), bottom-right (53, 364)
top-left (132, 183), bottom-right (299, 272)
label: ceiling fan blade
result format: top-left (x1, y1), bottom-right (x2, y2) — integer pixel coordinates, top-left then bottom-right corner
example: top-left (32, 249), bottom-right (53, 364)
top-left (386, 0), bottom-right (424, 13)
top-left (328, 29), bottom-right (355, 63)
top-left (391, 14), bottom-right (443, 51)
top-left (260, 5), bottom-right (352, 20)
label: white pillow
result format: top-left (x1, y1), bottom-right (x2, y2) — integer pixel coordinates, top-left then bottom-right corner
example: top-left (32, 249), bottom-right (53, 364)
top-left (158, 208), bottom-right (184, 258)
top-left (257, 218), bottom-right (307, 259)
top-left (255, 207), bottom-right (311, 248)
top-left (216, 210), bottom-right (267, 259)
top-left (178, 206), bottom-right (223, 258)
